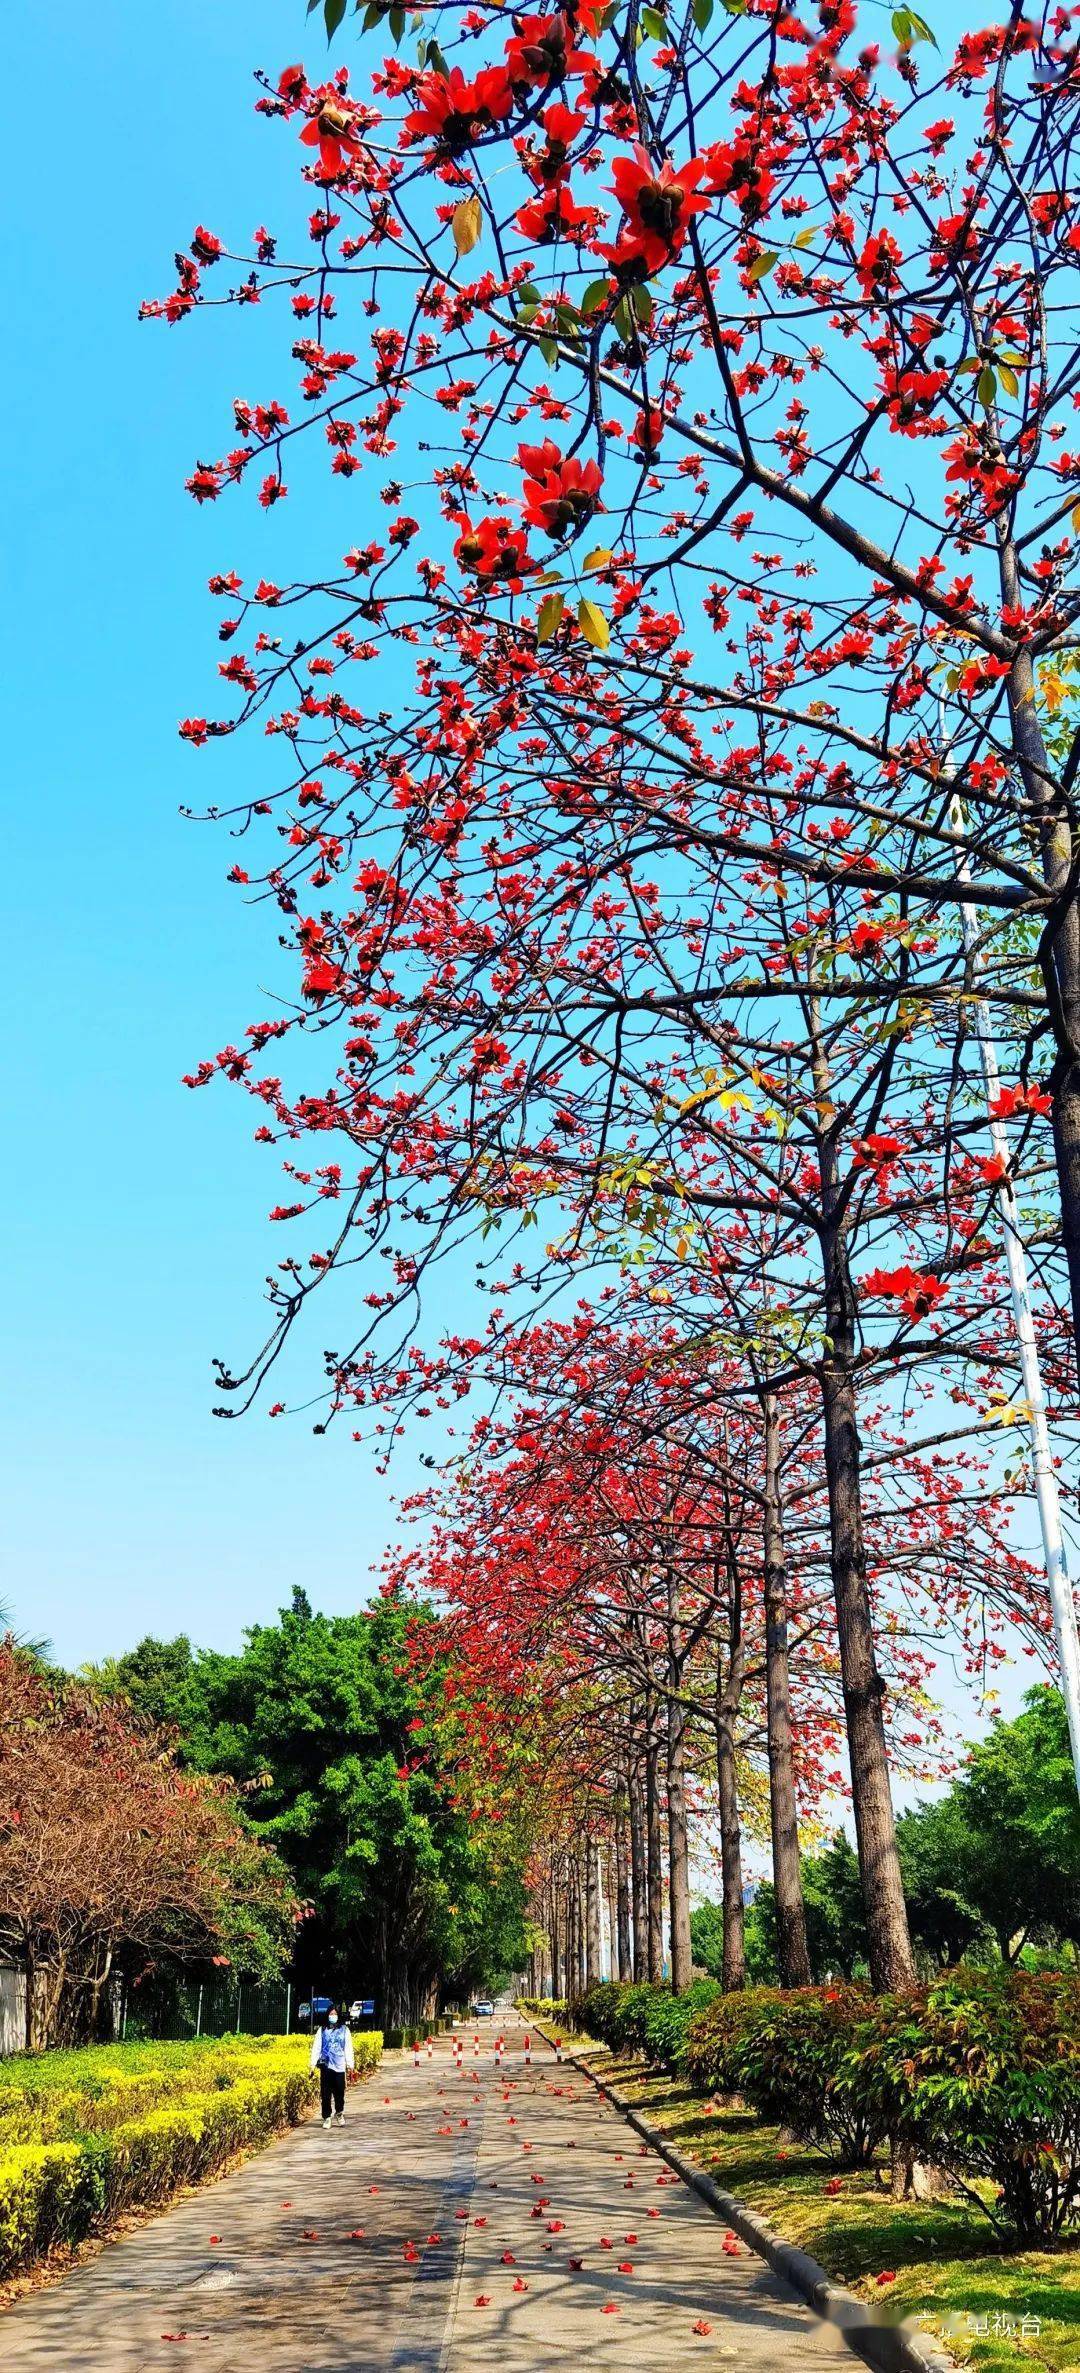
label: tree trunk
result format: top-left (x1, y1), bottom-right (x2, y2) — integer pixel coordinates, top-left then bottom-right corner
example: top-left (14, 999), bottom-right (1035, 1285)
top-left (808, 990), bottom-right (915, 1997)
top-left (666, 1657), bottom-right (693, 1992)
top-left (820, 1234), bottom-right (915, 1992)
top-left (627, 1747), bottom-right (648, 1981)
top-left (24, 1942), bottom-right (34, 2054)
top-left (762, 1390), bottom-right (812, 1988)
top-left (716, 1502), bottom-right (748, 1991)
top-left (716, 1714), bottom-right (746, 1990)
top-left (584, 1838), bottom-right (601, 1989)
top-left (644, 1692), bottom-right (665, 1981)
top-left (997, 555), bottom-right (1080, 1389)
top-left (615, 1788), bottom-right (632, 1980)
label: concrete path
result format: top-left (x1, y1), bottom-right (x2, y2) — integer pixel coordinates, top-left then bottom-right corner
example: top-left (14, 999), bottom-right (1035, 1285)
top-left (2, 2020), bottom-right (866, 2370)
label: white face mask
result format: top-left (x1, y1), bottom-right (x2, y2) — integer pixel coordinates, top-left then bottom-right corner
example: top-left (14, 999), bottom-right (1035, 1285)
top-left (328, 2013), bottom-right (339, 2026)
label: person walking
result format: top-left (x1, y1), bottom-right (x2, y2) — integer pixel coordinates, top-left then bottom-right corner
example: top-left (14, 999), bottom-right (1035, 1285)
top-left (310, 2006), bottom-right (354, 2127)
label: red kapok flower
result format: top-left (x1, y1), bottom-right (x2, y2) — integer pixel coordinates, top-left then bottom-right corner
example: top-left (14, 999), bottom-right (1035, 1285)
top-left (607, 144), bottom-right (712, 272)
top-left (518, 440), bottom-right (603, 538)
top-left (863, 1265), bottom-right (948, 1320)
top-left (300, 94), bottom-right (366, 180)
top-left (402, 66), bottom-right (514, 155)
top-left (452, 513), bottom-right (533, 590)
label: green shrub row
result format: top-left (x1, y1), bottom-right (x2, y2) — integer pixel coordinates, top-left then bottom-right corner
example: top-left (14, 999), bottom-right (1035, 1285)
top-left (0, 2032), bottom-right (382, 2278)
top-left (579, 1978), bottom-right (720, 2060)
top-left (516, 1997), bottom-right (568, 2020)
top-left (382, 2017), bottom-right (455, 2049)
top-left (585, 1967), bottom-right (1080, 2246)
top-left (0, 2036), bottom-right (304, 2147)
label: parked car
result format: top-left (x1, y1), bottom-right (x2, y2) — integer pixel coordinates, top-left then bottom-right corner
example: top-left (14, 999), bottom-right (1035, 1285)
top-left (472, 1999), bottom-right (494, 2017)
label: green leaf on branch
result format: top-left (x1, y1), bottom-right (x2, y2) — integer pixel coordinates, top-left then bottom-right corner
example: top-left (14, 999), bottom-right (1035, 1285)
top-left (581, 279), bottom-right (612, 316)
top-left (325, 0), bottom-right (347, 35)
top-left (632, 284), bottom-right (654, 325)
top-left (641, 6), bottom-right (668, 37)
top-left (747, 250), bottom-right (778, 283)
top-left (977, 364), bottom-right (998, 408)
top-left (692, 0), bottom-right (714, 27)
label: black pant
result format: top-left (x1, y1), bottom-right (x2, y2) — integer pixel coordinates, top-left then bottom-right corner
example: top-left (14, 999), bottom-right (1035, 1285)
top-left (320, 2067), bottom-right (346, 2119)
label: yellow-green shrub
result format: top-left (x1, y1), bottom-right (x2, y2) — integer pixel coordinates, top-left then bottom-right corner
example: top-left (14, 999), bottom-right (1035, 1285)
top-left (0, 2031), bottom-right (381, 2277)
top-left (0, 2144), bottom-right (90, 2274)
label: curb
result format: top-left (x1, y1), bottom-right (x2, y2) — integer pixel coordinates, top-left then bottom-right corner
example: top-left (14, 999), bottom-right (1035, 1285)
top-left (530, 2024), bottom-right (956, 2373)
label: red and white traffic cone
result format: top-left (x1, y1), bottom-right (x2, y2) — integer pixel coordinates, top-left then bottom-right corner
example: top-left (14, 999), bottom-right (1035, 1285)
top-left (523, 2032), bottom-right (532, 2065)
top-left (413, 2043), bottom-right (421, 2069)
top-left (473, 2034), bottom-right (480, 2055)
top-left (554, 2036), bottom-right (563, 2063)
top-left (426, 2037), bottom-right (433, 2059)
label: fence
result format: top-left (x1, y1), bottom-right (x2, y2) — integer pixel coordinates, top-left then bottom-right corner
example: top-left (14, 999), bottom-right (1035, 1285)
top-left (0, 1965), bottom-right (26, 2056)
top-left (120, 1973), bottom-right (296, 2042)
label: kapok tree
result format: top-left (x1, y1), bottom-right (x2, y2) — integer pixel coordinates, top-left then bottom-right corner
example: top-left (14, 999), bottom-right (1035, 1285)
top-left (148, 0), bottom-right (1080, 1989)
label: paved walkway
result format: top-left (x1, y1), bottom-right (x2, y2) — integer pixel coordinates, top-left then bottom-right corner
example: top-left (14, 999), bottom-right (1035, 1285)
top-left (2, 2021), bottom-right (866, 2370)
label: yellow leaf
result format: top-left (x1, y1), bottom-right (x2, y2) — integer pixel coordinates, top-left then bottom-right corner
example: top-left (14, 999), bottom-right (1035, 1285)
top-left (793, 224), bottom-right (817, 249)
top-left (537, 591), bottom-right (565, 644)
top-left (452, 195), bottom-right (483, 258)
top-left (577, 596), bottom-right (610, 651)
top-left (583, 546), bottom-right (613, 572)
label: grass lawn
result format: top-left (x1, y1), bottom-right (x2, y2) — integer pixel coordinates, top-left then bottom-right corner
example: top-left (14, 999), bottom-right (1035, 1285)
top-left (561, 2037), bottom-right (1080, 2373)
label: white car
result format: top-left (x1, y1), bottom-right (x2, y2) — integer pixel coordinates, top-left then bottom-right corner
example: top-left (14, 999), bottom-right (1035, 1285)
top-left (473, 2000), bottom-right (494, 2017)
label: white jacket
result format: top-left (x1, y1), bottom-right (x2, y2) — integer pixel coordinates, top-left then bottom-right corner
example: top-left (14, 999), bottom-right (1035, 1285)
top-left (310, 2022), bottom-right (355, 2072)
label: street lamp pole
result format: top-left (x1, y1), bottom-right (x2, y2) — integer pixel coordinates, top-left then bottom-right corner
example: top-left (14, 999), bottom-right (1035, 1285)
top-left (948, 777), bottom-right (1080, 1799)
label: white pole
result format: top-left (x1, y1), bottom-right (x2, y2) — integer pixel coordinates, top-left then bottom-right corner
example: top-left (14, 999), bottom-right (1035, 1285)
top-left (195, 1984), bottom-right (203, 2039)
top-left (949, 780), bottom-right (1080, 1799)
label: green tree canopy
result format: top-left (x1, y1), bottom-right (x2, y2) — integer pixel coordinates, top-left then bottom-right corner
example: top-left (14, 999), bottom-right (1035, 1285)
top-left (87, 1590), bottom-right (525, 2022)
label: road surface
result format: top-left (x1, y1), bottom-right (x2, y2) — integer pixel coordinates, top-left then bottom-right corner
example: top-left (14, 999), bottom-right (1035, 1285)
top-left (2, 2020), bottom-right (870, 2370)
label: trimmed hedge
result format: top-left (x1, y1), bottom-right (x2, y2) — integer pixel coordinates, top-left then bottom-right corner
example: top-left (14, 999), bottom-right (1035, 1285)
top-left (580, 1978), bottom-right (724, 2069)
top-left (0, 2030), bottom-right (382, 2278)
top-left (587, 1969), bottom-right (1080, 2243)
top-left (837, 1966), bottom-right (1080, 2243)
top-left (384, 2022), bottom-right (439, 2049)
top-left (516, 1998), bottom-right (567, 2020)
top-left (579, 1980), bottom-right (672, 2054)
top-left (699, 1984), bottom-right (882, 2166)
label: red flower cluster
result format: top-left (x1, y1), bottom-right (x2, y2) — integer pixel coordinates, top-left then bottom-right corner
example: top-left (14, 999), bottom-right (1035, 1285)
top-left (300, 90), bottom-right (367, 179)
top-left (863, 1266), bottom-right (948, 1320)
top-left (402, 66), bottom-right (514, 155)
top-left (603, 145), bottom-right (712, 276)
top-left (452, 513), bottom-right (533, 590)
top-left (518, 439), bottom-right (602, 539)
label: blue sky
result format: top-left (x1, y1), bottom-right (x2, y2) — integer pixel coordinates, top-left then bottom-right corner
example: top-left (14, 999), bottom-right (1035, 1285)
top-left (0, 0), bottom-right (431, 1666)
top-left (0, 0), bottom-right (1052, 1749)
